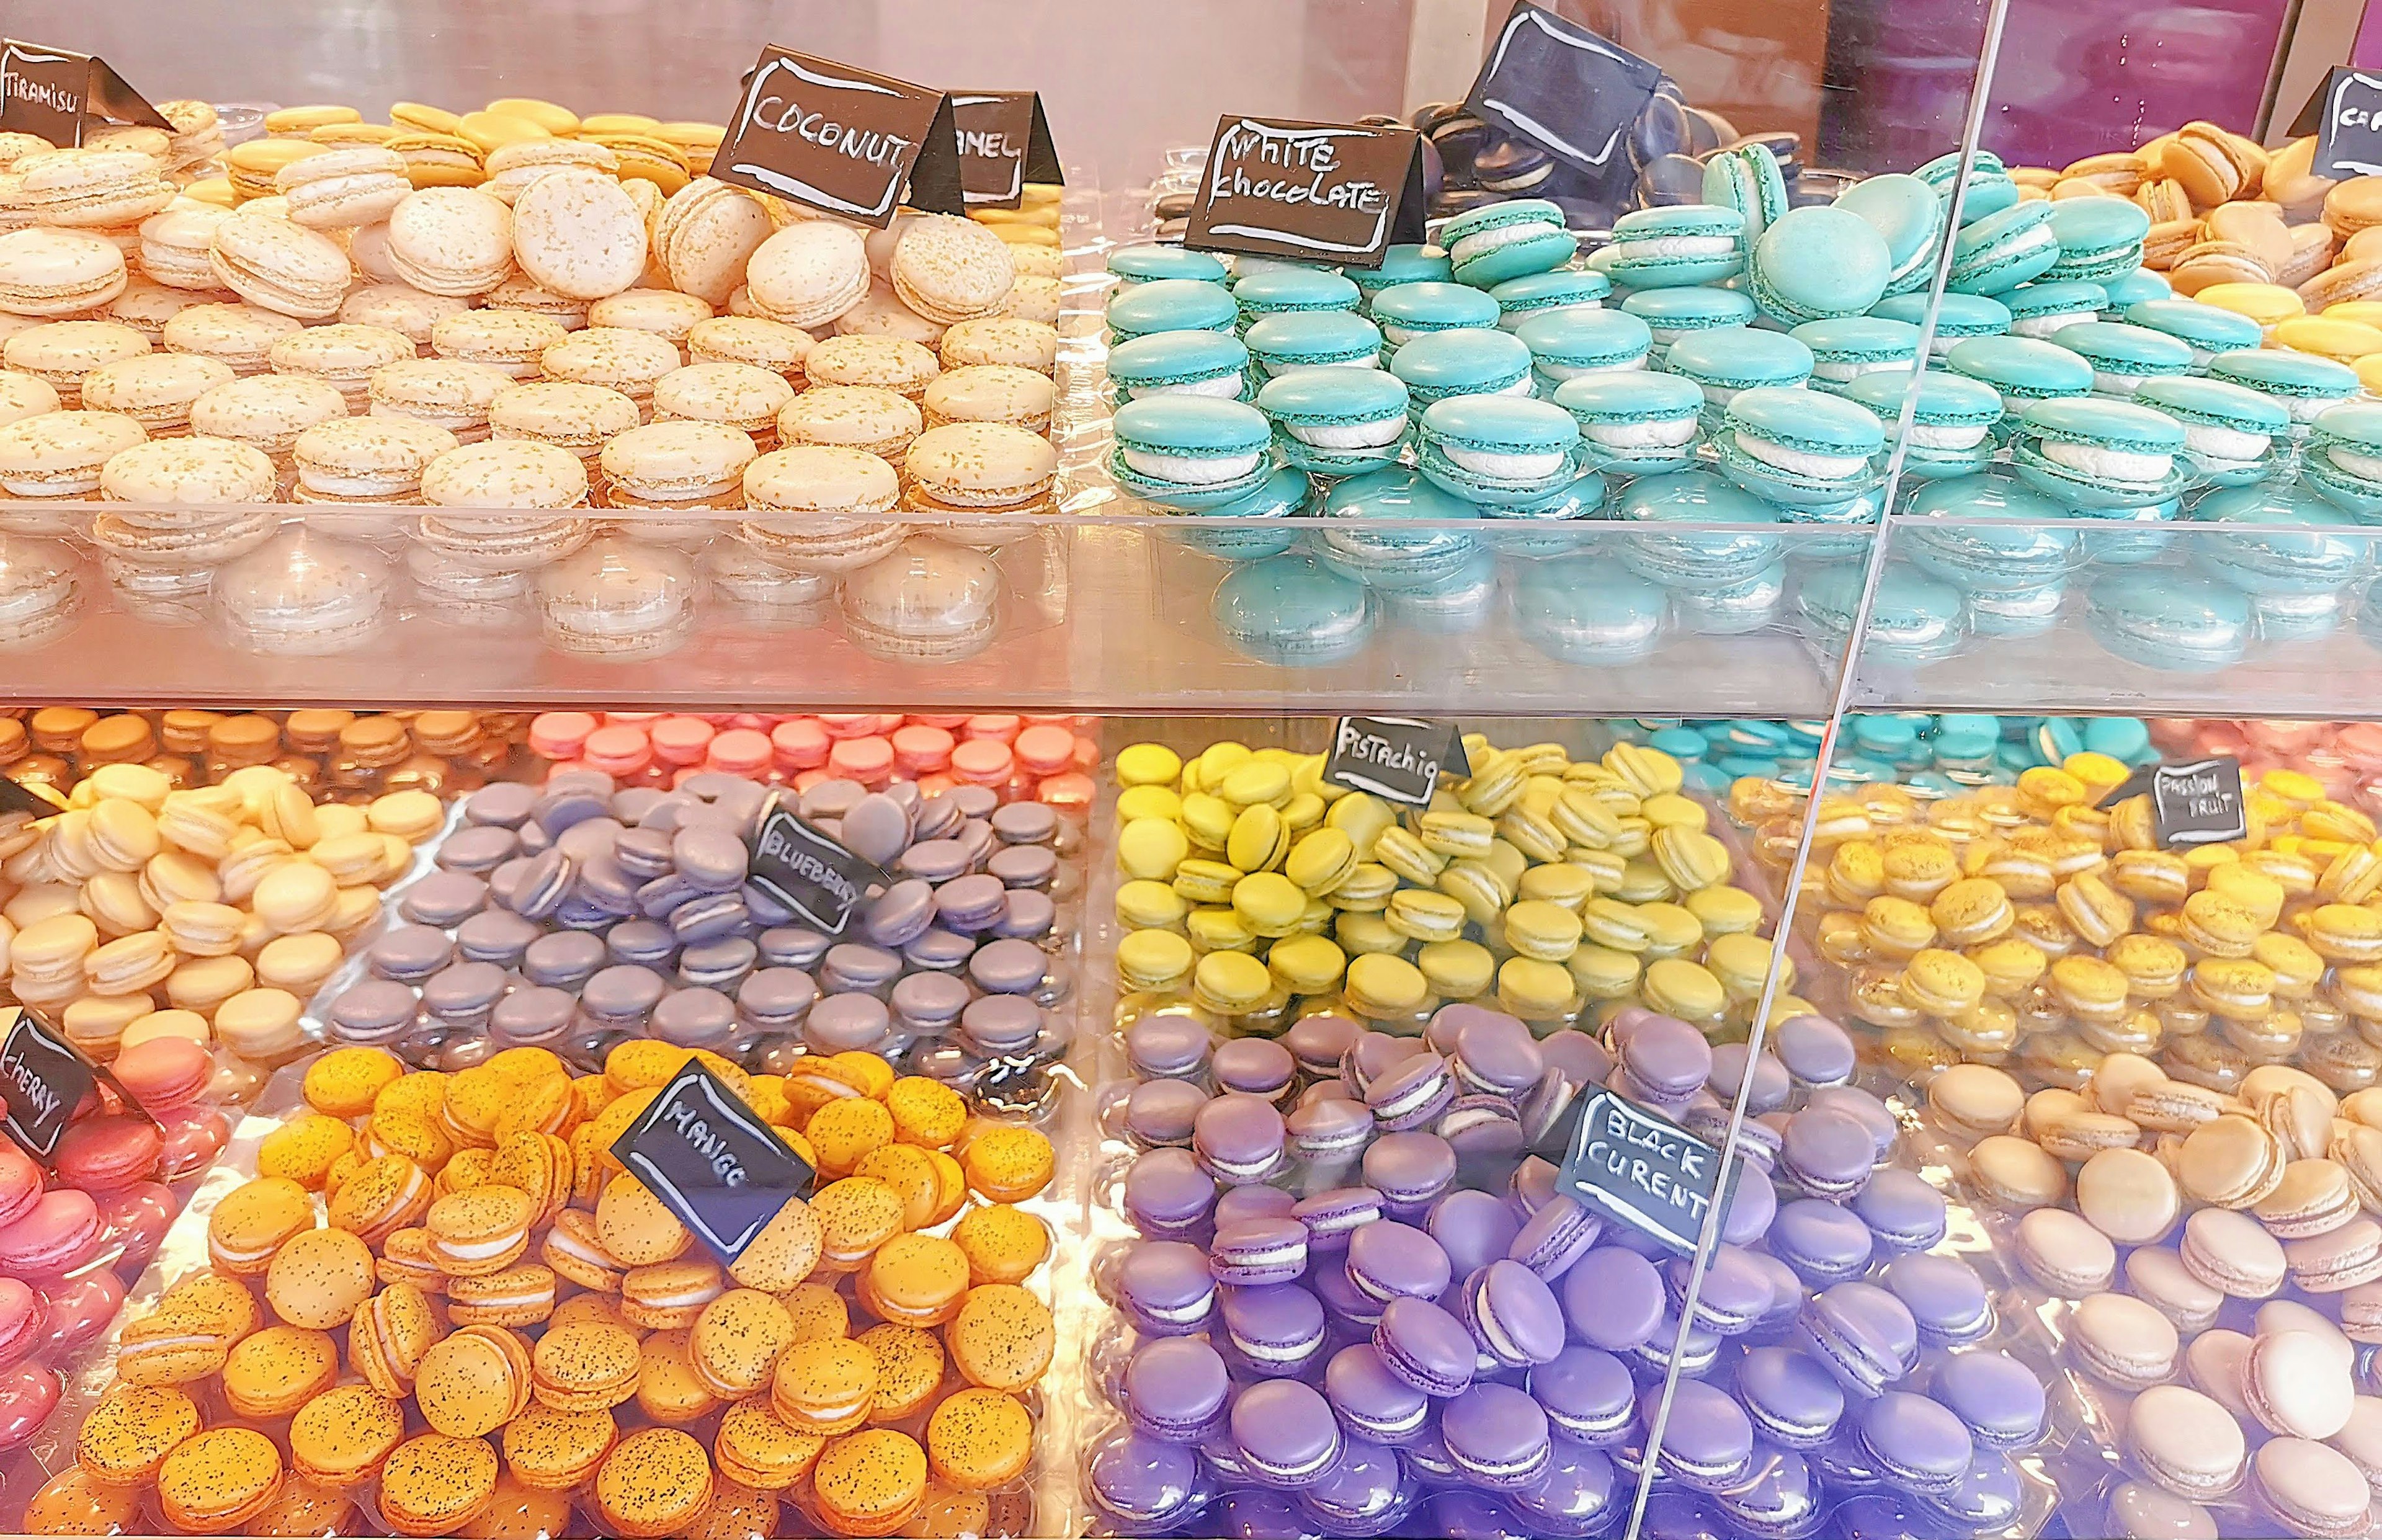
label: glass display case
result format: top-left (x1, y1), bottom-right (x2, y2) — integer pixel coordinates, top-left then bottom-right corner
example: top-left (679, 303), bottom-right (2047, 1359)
top-left (0, 0), bottom-right (2376, 1536)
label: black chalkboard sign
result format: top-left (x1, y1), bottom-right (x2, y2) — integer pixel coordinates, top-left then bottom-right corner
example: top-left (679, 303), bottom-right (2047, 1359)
top-left (1558, 1087), bottom-right (1735, 1254)
top-left (2096, 757), bottom-right (2246, 848)
top-left (951, 91), bottom-right (1063, 209)
top-left (1465, 3), bottom-right (1661, 203)
top-left (611, 1059), bottom-right (816, 1264)
top-left (0, 1008), bottom-right (91, 1160)
top-left (0, 775), bottom-right (64, 819)
top-left (745, 800), bottom-right (889, 938)
top-left (713, 46), bottom-right (964, 225)
top-left (1323, 716), bottom-right (1465, 807)
top-left (2291, 67), bottom-right (2382, 180)
top-left (1185, 116), bottom-right (1429, 268)
top-left (0, 38), bottom-right (169, 147)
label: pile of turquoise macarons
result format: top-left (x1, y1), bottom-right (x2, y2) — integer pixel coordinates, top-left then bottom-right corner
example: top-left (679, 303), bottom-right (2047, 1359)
top-left (1603, 713), bottom-right (2160, 798)
top-left (1100, 148), bottom-right (2382, 671)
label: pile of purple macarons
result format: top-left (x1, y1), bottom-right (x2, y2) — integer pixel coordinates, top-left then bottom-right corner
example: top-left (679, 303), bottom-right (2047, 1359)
top-left (1085, 999), bottom-right (2051, 1538)
top-left (317, 768), bottom-right (1081, 1092)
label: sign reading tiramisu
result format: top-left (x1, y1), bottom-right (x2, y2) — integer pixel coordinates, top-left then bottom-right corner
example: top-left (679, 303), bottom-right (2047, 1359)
top-left (951, 90), bottom-right (1061, 209)
top-left (713, 46), bottom-right (964, 225)
top-left (0, 38), bottom-right (170, 146)
top-left (1185, 115), bottom-right (1427, 267)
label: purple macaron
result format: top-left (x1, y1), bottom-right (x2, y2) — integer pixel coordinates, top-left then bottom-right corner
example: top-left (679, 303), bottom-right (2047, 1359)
top-left (1429, 1190), bottom-right (1522, 1283)
top-left (1461, 1259), bottom-right (1566, 1369)
top-left (1230, 1378), bottom-right (1342, 1487)
top-left (1508, 1193), bottom-right (1602, 1281)
top-left (1220, 1283), bottom-right (1328, 1379)
top-left (1642, 1379), bottom-right (1755, 1491)
top-left (1857, 1391), bottom-right (1975, 1496)
top-left (1373, 1296), bottom-right (1476, 1398)
top-left (1290, 1186), bottom-right (1381, 1252)
top-left (1117, 1240), bottom-right (1216, 1336)
top-left (1560, 1247), bottom-right (1666, 1353)
top-left (1324, 1342), bottom-right (1431, 1445)
top-left (1528, 1344), bottom-right (1635, 1446)
top-left (1441, 1383), bottom-right (1554, 1490)
top-left (1122, 1149), bottom-right (1216, 1240)
top-left (1734, 1345), bottom-right (1847, 1450)
top-left (1123, 1337), bottom-right (1231, 1444)
top-left (1210, 1217), bottom-right (1309, 1287)
top-left (1365, 1049), bottom-right (1456, 1132)
top-left (1192, 1094), bottom-right (1288, 1186)
top-left (1345, 1221), bottom-right (1452, 1307)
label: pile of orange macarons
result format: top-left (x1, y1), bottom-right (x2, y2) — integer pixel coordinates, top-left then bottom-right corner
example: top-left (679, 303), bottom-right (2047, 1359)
top-left (22, 1038), bottom-right (1060, 1538)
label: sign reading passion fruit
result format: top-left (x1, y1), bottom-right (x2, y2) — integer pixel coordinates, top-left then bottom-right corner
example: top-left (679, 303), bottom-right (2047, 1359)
top-left (1185, 115), bottom-right (1427, 267)
top-left (0, 37), bottom-right (171, 146)
top-left (714, 46), bottom-right (965, 224)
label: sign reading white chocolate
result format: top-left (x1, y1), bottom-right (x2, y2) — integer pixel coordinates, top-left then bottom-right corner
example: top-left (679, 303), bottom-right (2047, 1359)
top-left (951, 90), bottom-right (1062, 210)
top-left (1185, 115), bottom-right (1427, 267)
top-left (713, 46), bottom-right (964, 226)
top-left (613, 1059), bottom-right (816, 1264)
top-left (1466, 2), bottom-right (1661, 201)
top-left (1558, 1087), bottom-right (1736, 1254)
top-left (1323, 716), bottom-right (1465, 807)
top-left (0, 37), bottom-right (170, 146)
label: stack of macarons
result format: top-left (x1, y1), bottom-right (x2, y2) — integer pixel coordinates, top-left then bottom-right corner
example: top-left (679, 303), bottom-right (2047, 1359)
top-left (317, 757), bottom-right (1080, 1118)
top-left (1110, 734), bottom-right (1785, 1038)
top-left (24, 1036), bottom-right (1061, 1538)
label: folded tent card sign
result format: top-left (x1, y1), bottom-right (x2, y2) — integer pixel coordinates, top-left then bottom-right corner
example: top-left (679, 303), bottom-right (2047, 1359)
top-left (0, 37), bottom-right (172, 146)
top-left (1465, 2), bottom-right (1663, 206)
top-left (1185, 115), bottom-right (1428, 267)
top-left (2290, 66), bottom-right (2382, 180)
top-left (951, 90), bottom-right (1062, 210)
top-left (713, 45), bottom-right (968, 226)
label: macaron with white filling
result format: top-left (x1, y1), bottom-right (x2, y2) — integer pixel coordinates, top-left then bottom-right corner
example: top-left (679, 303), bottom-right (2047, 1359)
top-left (1790, 317), bottom-right (1920, 394)
top-left (2000, 281), bottom-right (2108, 339)
top-left (1663, 325), bottom-right (1814, 413)
top-left (1604, 204), bottom-right (1746, 289)
top-left (1389, 329), bottom-right (1535, 416)
top-left (2206, 349), bottom-right (2360, 440)
top-left (1716, 385), bottom-right (1886, 505)
top-left (2123, 299), bottom-right (2260, 368)
top-left (2010, 397), bottom-right (2188, 509)
top-left (1552, 372), bottom-right (1705, 475)
top-left (2056, 320), bottom-right (2193, 398)
top-left (2134, 376), bottom-right (2287, 487)
top-left (1440, 199), bottom-right (1576, 287)
top-left (1107, 331), bottom-right (1252, 403)
top-left (1516, 308), bottom-right (1652, 391)
top-left (1108, 395), bottom-right (1274, 507)
top-left (2301, 401), bottom-right (2382, 514)
top-left (1489, 269), bottom-right (1610, 331)
top-left (1369, 282), bottom-right (1501, 355)
top-left (1257, 366), bottom-right (1411, 476)
top-left (1415, 394), bottom-right (1582, 504)
top-left (1842, 367), bottom-right (2002, 479)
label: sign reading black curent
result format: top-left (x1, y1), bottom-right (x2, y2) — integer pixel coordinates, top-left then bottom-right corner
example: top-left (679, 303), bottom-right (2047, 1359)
top-left (1466, 2), bottom-right (1662, 203)
top-left (0, 37), bottom-right (171, 146)
top-left (0, 1007), bottom-right (92, 1161)
top-left (2290, 67), bottom-right (2382, 180)
top-left (950, 91), bottom-right (1061, 210)
top-left (612, 1059), bottom-right (816, 1265)
top-left (2095, 756), bottom-right (2247, 848)
top-left (744, 799), bottom-right (889, 938)
top-left (1185, 116), bottom-right (1427, 268)
top-left (1558, 1087), bottom-right (1736, 1255)
top-left (713, 46), bottom-right (965, 225)
top-left (1323, 716), bottom-right (1466, 807)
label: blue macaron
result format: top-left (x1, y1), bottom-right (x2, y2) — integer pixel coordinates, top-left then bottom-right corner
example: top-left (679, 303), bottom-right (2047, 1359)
top-left (2043, 198), bottom-right (2151, 283)
top-left (1416, 395), bottom-right (1584, 504)
top-left (1664, 326), bottom-right (1816, 411)
top-left (2084, 569), bottom-right (2250, 672)
top-left (1946, 202), bottom-right (2060, 295)
top-left (1552, 371), bottom-right (1706, 475)
top-left (1914, 149), bottom-right (2020, 222)
top-left (2123, 298), bottom-right (2262, 364)
top-left (1901, 472), bottom-right (2076, 635)
top-left (1832, 172), bottom-right (1947, 297)
top-left (1233, 267), bottom-right (1362, 328)
top-left (1106, 331), bottom-right (1252, 403)
top-left (2010, 398), bottom-right (2189, 509)
top-left (1622, 287), bottom-right (1759, 363)
top-left (2207, 349), bottom-right (2362, 438)
top-left (1174, 463), bottom-right (1316, 561)
top-left (1716, 387), bottom-right (1886, 506)
top-left (1210, 554), bottom-right (1375, 665)
top-left (1944, 335), bottom-right (2095, 436)
top-left (2056, 320), bottom-right (2193, 398)
top-left (1702, 144), bottom-right (1790, 244)
top-left (1750, 205), bottom-right (1893, 325)
top-left (2134, 376), bottom-right (2288, 487)
top-left (1605, 204), bottom-right (1747, 289)
top-left (1798, 560), bottom-right (1964, 665)
top-left (1256, 365), bottom-right (1412, 477)
top-left (1241, 311), bottom-right (1383, 377)
top-left (1791, 318), bottom-right (1921, 395)
top-left (1352, 244), bottom-right (1455, 306)
top-left (1442, 198), bottom-right (1577, 288)
top-left (1873, 292), bottom-right (2010, 357)
top-left (1842, 367), bottom-right (2003, 479)
top-left (1109, 395), bottom-right (1275, 507)
top-left (2302, 401), bottom-right (2382, 515)
top-left (1516, 308), bottom-right (1654, 390)
top-left (1107, 245), bottom-right (1229, 287)
top-left (1613, 470), bottom-right (1785, 588)
top-left (1370, 281), bottom-right (1502, 353)
top-left (2100, 267), bottom-right (2173, 313)
top-left (1999, 280), bottom-right (2108, 339)
top-left (2188, 481), bottom-right (2365, 638)
top-left (1107, 278), bottom-right (1241, 343)
top-left (1490, 269), bottom-right (1613, 331)
top-left (1389, 329), bottom-right (1536, 414)
top-left (1316, 466), bottom-right (1482, 591)
top-left (1509, 558), bottom-right (1668, 662)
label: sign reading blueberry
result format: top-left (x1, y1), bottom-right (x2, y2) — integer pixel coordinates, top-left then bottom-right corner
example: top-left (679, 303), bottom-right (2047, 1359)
top-left (1185, 115), bottom-right (1427, 267)
top-left (744, 799), bottom-right (890, 938)
top-left (1323, 716), bottom-right (1466, 806)
top-left (950, 90), bottom-right (1061, 209)
top-left (612, 1059), bottom-right (816, 1265)
top-left (713, 45), bottom-right (964, 223)
top-left (1558, 1087), bottom-right (1736, 1254)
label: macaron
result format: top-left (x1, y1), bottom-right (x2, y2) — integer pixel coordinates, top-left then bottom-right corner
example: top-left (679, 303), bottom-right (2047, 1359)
top-left (1604, 205), bottom-right (1746, 289)
top-left (1416, 396), bottom-right (1582, 505)
top-left (2012, 398), bottom-right (2188, 509)
top-left (1553, 371), bottom-right (1705, 475)
top-left (1716, 385), bottom-right (1886, 506)
top-left (1751, 205), bottom-right (1893, 324)
top-left (1105, 331), bottom-right (1251, 403)
top-left (1440, 199), bottom-right (1576, 287)
top-left (1108, 395), bottom-right (1272, 507)
top-left (1256, 365), bottom-right (1411, 476)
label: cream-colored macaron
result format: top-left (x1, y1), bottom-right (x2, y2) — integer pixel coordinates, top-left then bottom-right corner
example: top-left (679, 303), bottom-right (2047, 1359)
top-left (419, 437), bottom-right (591, 509)
top-left (540, 326), bottom-right (679, 411)
top-left (339, 284), bottom-right (474, 353)
top-left (510, 167), bottom-right (648, 301)
top-left (939, 317), bottom-right (1058, 375)
top-left (3, 320), bottom-right (151, 406)
top-left (920, 365), bottom-right (1054, 435)
top-left (651, 179), bottom-right (773, 307)
top-left (585, 288), bottom-right (711, 353)
top-left (291, 416), bottom-right (460, 503)
top-left (743, 221), bottom-right (872, 329)
top-left (275, 146), bottom-right (412, 229)
top-left (161, 302), bottom-right (305, 375)
top-left (79, 352), bottom-right (235, 435)
top-left (0, 409), bottom-right (148, 496)
top-left (206, 213), bottom-right (351, 320)
top-left (189, 374), bottom-right (348, 460)
top-left (597, 419), bottom-right (754, 509)
top-left (487, 380), bottom-right (641, 462)
top-left (776, 384), bottom-right (921, 465)
top-left (650, 362), bottom-right (792, 440)
top-left (367, 357), bottom-right (512, 440)
top-left (0, 227), bottom-right (130, 317)
top-left (269, 324), bottom-right (415, 411)
top-left (384, 186), bottom-right (516, 297)
top-left (431, 309), bottom-right (568, 381)
top-left (685, 316), bottom-right (812, 381)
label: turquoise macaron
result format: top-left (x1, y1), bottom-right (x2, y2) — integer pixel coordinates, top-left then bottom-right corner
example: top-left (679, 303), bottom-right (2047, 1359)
top-left (1256, 365), bottom-right (1412, 478)
top-left (1106, 278), bottom-right (1240, 343)
top-left (1702, 145), bottom-right (1790, 244)
top-left (2084, 569), bottom-right (2250, 672)
top-left (1232, 267), bottom-right (1361, 328)
top-left (1604, 204), bottom-right (1747, 289)
top-left (1369, 281), bottom-right (1502, 351)
top-left (1107, 245), bottom-right (1229, 287)
top-left (1441, 198), bottom-right (1577, 288)
top-left (2044, 198), bottom-right (2151, 283)
top-left (1108, 395), bottom-right (1275, 507)
top-left (1105, 331), bottom-right (1252, 403)
top-left (2206, 349), bottom-right (2362, 437)
top-left (1797, 560), bottom-right (1965, 664)
top-left (2133, 376), bottom-right (2288, 487)
top-left (2123, 298), bottom-right (2262, 365)
top-left (2188, 481), bottom-right (2366, 639)
top-left (1750, 205), bottom-right (1892, 324)
top-left (1832, 172), bottom-right (1947, 297)
top-left (1944, 335), bottom-right (2094, 435)
top-left (1316, 466), bottom-right (1481, 591)
top-left (1612, 470), bottom-right (1785, 587)
top-left (1914, 149), bottom-right (2020, 223)
top-left (1350, 244), bottom-right (1453, 305)
top-left (1622, 287), bottom-right (1759, 362)
top-left (1388, 329), bottom-right (1535, 414)
top-left (2101, 268), bottom-right (2172, 314)
top-left (1210, 554), bottom-right (1375, 665)
top-left (1664, 326), bottom-right (1816, 409)
top-left (1175, 463), bottom-right (1316, 561)
top-left (1490, 270), bottom-right (1613, 331)
top-left (1946, 202), bottom-right (2061, 295)
top-left (1415, 396), bottom-right (1584, 505)
top-left (1516, 308), bottom-right (1654, 389)
top-left (1510, 558), bottom-right (1667, 662)
top-left (1790, 317), bottom-right (1920, 394)
top-left (2055, 320), bottom-right (2193, 398)
top-left (1551, 371), bottom-right (1705, 475)
top-left (1873, 292), bottom-right (2009, 357)
top-left (1716, 386), bottom-right (1886, 506)
top-left (1242, 311), bottom-right (1383, 377)
top-left (2301, 401), bottom-right (2382, 516)
top-left (1842, 367), bottom-right (2003, 479)
top-left (1902, 472), bottom-right (2078, 630)
top-left (2011, 397), bottom-right (2189, 509)
top-left (2001, 280), bottom-right (2109, 339)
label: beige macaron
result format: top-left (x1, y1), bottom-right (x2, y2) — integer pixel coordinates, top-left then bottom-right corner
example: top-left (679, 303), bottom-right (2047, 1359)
top-left (888, 213), bottom-right (1016, 325)
top-left (79, 352), bottom-right (236, 435)
top-left (597, 419), bottom-right (755, 509)
top-left (743, 221), bottom-right (871, 329)
top-left (5, 148), bottom-right (176, 228)
top-left (339, 283), bottom-right (473, 354)
top-left (540, 326), bottom-right (679, 414)
top-left (483, 275), bottom-right (591, 331)
top-left (999, 275), bottom-right (1062, 326)
top-left (777, 385), bottom-right (921, 466)
top-left (940, 317), bottom-right (1058, 375)
top-left (432, 310), bottom-right (569, 381)
top-left (0, 409), bottom-right (148, 496)
top-left (275, 146), bottom-right (412, 229)
top-left (367, 358), bottom-right (514, 441)
top-left (104, 281), bottom-right (225, 342)
top-left (651, 179), bottom-right (773, 307)
top-left (480, 140), bottom-right (620, 205)
top-left (0, 227), bottom-right (132, 318)
top-left (0, 370), bottom-right (61, 429)
top-left (189, 374), bottom-right (349, 463)
top-left (3, 321), bottom-right (151, 407)
top-left (206, 213), bottom-right (351, 320)
top-left (919, 365), bottom-right (1054, 435)
top-left (899, 422), bottom-right (1057, 514)
top-left (384, 187), bottom-right (516, 297)
top-left (650, 363), bottom-right (793, 443)
top-left (270, 324), bottom-right (416, 411)
top-left (738, 445), bottom-right (904, 572)
top-left (420, 438), bottom-right (591, 510)
top-left (161, 303), bottom-right (305, 375)
top-left (488, 380), bottom-right (641, 463)
top-left (511, 167), bottom-right (648, 302)
top-left (833, 280), bottom-right (947, 346)
top-left (806, 335), bottom-right (940, 400)
top-left (685, 316), bottom-right (811, 381)
top-left (291, 416), bottom-right (460, 503)
top-left (137, 205), bottom-right (234, 292)
top-left (586, 289), bottom-right (711, 354)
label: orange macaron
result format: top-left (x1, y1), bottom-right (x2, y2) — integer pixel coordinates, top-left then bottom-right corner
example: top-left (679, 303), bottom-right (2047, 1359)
top-left (810, 1427), bottom-right (929, 1537)
top-left (423, 1182), bottom-right (536, 1276)
top-left (925, 1387), bottom-right (1034, 1491)
top-left (76, 1382), bottom-right (201, 1487)
top-left (946, 1283), bottom-right (1055, 1392)
top-left (376, 1431), bottom-right (501, 1538)
top-left (530, 1319), bottom-right (643, 1413)
top-left (350, 1279), bottom-right (442, 1398)
top-left (500, 1402), bottom-right (620, 1491)
top-left (712, 1395), bottom-right (827, 1490)
top-left (155, 1426), bottom-right (288, 1534)
top-left (414, 1322), bottom-right (533, 1438)
top-left (592, 1425), bottom-right (714, 1539)
top-left (288, 1382), bottom-right (406, 1488)
top-left (688, 1287), bottom-right (796, 1399)
top-left (207, 1175), bottom-right (316, 1275)
top-left (771, 1336), bottom-right (878, 1435)
top-left (263, 1224), bottom-right (377, 1329)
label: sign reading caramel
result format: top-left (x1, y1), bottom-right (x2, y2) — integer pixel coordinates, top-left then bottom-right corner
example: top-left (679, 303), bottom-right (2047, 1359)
top-left (951, 91), bottom-right (1062, 209)
top-left (713, 47), bottom-right (963, 225)
top-left (1, 38), bottom-right (171, 146)
top-left (1185, 115), bottom-right (1427, 268)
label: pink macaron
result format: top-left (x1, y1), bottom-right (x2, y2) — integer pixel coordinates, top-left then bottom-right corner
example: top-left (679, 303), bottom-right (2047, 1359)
top-left (51, 1114), bottom-right (161, 1195)
top-left (110, 1036), bottom-right (211, 1111)
top-left (156, 1105), bottom-right (231, 1179)
top-left (772, 718), bottom-right (831, 770)
top-left (952, 738), bottom-right (1013, 786)
top-left (0, 1190), bottom-right (100, 1276)
top-left (37, 1265), bottom-right (121, 1356)
top-left (0, 1279), bottom-right (44, 1371)
top-left (579, 724), bottom-right (653, 777)
top-left (0, 1363), bottom-right (60, 1449)
top-left (527, 710), bottom-right (598, 760)
top-left (649, 716), bottom-right (716, 766)
top-left (707, 728), bottom-right (773, 777)
top-left (0, 1147), bottom-right (42, 1232)
top-left (97, 1181), bottom-right (174, 1278)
